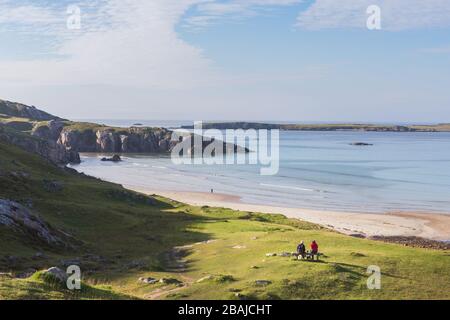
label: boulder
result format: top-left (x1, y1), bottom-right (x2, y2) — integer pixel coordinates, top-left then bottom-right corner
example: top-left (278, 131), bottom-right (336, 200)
top-left (139, 277), bottom-right (158, 284)
top-left (44, 267), bottom-right (67, 283)
top-left (255, 280), bottom-right (272, 286)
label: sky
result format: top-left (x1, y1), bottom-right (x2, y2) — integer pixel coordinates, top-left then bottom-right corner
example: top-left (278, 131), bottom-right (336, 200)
top-left (0, 0), bottom-right (450, 123)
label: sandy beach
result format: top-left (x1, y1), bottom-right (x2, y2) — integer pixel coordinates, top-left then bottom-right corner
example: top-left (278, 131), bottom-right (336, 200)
top-left (126, 186), bottom-right (450, 241)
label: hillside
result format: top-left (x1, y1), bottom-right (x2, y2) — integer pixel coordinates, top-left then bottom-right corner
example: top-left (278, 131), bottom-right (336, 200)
top-left (0, 99), bottom-right (61, 122)
top-left (0, 137), bottom-right (449, 300)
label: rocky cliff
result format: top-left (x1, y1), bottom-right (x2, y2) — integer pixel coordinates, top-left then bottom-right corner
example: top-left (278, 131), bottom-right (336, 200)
top-left (0, 124), bottom-right (80, 165)
top-left (32, 121), bottom-right (246, 156)
top-left (55, 126), bottom-right (177, 153)
top-left (1, 99), bottom-right (246, 164)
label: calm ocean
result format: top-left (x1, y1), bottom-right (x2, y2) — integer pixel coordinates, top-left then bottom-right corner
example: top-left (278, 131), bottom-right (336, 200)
top-left (71, 120), bottom-right (450, 214)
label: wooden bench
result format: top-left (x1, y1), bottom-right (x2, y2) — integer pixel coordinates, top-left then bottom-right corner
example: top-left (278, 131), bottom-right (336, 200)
top-left (298, 251), bottom-right (322, 261)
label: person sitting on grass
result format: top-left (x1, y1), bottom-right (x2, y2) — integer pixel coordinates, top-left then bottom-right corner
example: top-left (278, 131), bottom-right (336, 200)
top-left (310, 240), bottom-right (319, 260)
top-left (297, 241), bottom-right (306, 259)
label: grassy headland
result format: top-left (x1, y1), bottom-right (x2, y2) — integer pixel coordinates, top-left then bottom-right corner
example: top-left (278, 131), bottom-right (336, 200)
top-left (181, 122), bottom-right (450, 132)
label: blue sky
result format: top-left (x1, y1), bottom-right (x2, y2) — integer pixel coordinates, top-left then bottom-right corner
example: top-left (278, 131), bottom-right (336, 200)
top-left (1, 0), bottom-right (450, 122)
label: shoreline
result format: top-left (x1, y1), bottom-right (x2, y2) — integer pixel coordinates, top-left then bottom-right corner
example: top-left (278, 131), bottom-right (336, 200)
top-left (125, 186), bottom-right (450, 241)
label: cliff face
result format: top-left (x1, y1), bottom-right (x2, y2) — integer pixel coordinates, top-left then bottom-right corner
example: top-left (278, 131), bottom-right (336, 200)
top-left (0, 124), bottom-right (80, 165)
top-left (56, 126), bottom-right (177, 153)
top-left (33, 122), bottom-right (246, 156)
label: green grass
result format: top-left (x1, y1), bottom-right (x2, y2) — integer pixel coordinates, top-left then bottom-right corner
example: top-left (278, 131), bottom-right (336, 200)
top-left (62, 121), bottom-right (166, 133)
top-left (0, 139), bottom-right (449, 300)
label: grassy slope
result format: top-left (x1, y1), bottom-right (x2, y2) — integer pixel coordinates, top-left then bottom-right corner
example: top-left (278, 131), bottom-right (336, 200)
top-left (0, 140), bottom-right (449, 300)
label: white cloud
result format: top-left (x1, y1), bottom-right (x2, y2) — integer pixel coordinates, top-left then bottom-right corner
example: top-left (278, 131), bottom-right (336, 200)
top-left (0, 0), bottom-right (305, 89)
top-left (296, 0), bottom-right (450, 31)
top-left (0, 0), bottom-right (217, 88)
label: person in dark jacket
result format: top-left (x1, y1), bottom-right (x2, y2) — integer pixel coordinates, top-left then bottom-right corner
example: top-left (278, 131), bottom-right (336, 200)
top-left (297, 241), bottom-right (306, 259)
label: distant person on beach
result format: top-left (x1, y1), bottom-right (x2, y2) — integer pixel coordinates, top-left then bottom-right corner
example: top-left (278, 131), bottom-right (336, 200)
top-left (211, 189), bottom-right (214, 193)
top-left (297, 241), bottom-right (306, 259)
top-left (310, 240), bottom-right (319, 260)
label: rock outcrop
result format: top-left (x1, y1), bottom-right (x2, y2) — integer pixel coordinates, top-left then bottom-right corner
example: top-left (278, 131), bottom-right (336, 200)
top-left (31, 120), bottom-right (65, 141)
top-left (54, 126), bottom-right (246, 155)
top-left (43, 267), bottom-right (68, 283)
top-left (57, 127), bottom-right (178, 153)
top-left (0, 124), bottom-right (80, 165)
top-left (0, 199), bottom-right (74, 248)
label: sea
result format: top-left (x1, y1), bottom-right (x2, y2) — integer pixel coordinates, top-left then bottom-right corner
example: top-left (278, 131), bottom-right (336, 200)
top-left (69, 119), bottom-right (450, 214)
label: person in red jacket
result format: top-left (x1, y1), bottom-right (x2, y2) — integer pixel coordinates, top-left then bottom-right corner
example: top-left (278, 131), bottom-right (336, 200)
top-left (310, 240), bottom-right (319, 260)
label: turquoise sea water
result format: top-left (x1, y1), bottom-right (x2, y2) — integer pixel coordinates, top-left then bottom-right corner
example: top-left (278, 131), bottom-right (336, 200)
top-left (71, 122), bottom-right (450, 214)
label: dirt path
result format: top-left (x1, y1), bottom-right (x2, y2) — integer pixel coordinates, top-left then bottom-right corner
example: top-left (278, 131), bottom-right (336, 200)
top-left (144, 246), bottom-right (195, 300)
top-left (144, 275), bottom-right (194, 300)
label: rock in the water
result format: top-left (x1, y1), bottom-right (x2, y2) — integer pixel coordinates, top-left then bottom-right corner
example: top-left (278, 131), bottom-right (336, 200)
top-left (350, 142), bottom-right (373, 146)
top-left (44, 267), bottom-right (67, 283)
top-left (101, 155), bottom-right (122, 162)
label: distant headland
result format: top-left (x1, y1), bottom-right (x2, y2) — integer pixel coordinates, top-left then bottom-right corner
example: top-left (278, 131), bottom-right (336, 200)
top-left (180, 122), bottom-right (450, 132)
